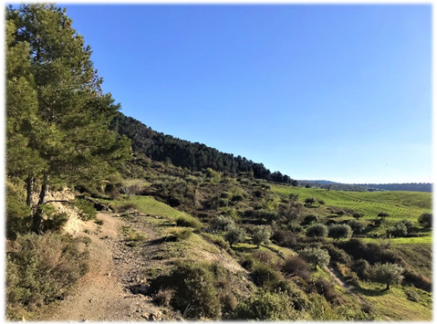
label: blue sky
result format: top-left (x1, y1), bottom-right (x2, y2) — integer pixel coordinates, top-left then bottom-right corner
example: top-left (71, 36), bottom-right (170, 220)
top-left (63, 4), bottom-right (432, 183)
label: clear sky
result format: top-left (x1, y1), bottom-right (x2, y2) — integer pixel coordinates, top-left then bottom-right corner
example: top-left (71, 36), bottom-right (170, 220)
top-left (62, 4), bottom-right (432, 184)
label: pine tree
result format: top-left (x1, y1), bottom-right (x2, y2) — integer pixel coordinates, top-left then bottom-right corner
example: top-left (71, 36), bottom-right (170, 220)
top-left (6, 4), bottom-right (131, 233)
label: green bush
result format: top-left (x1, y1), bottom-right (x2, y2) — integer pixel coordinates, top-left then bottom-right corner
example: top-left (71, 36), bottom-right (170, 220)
top-left (251, 263), bottom-right (282, 290)
top-left (209, 216), bottom-right (234, 234)
top-left (306, 224), bottom-right (328, 238)
top-left (6, 232), bottom-right (89, 320)
top-left (282, 255), bottom-right (311, 281)
top-left (152, 262), bottom-right (221, 319)
top-left (117, 202), bottom-right (137, 212)
top-left (252, 225), bottom-right (272, 248)
top-left (370, 262), bottom-right (404, 290)
top-left (225, 224), bottom-right (246, 247)
top-left (348, 219), bottom-right (366, 234)
top-left (299, 247), bottom-right (330, 269)
top-left (176, 215), bottom-right (202, 230)
top-left (301, 214), bottom-right (319, 225)
top-left (74, 199), bottom-right (97, 221)
top-left (229, 290), bottom-right (300, 320)
top-left (328, 224), bottom-right (352, 239)
top-left (418, 212), bottom-right (432, 228)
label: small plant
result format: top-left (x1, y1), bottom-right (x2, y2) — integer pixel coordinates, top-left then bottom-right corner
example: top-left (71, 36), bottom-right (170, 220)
top-left (348, 219), bottom-right (366, 234)
top-left (225, 224), bottom-right (246, 247)
top-left (116, 202), bottom-right (137, 213)
top-left (318, 199), bottom-right (325, 205)
top-left (377, 212), bottom-right (389, 218)
top-left (282, 255), bottom-right (311, 280)
top-left (405, 290), bottom-right (420, 302)
top-left (304, 197), bottom-right (316, 206)
top-left (353, 213), bottom-right (364, 220)
top-left (153, 290), bottom-right (173, 306)
top-left (301, 214), bottom-right (319, 225)
top-left (94, 219), bottom-right (104, 226)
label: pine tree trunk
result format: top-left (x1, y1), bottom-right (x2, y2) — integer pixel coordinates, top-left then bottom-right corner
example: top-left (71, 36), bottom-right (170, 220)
top-left (26, 176), bottom-right (34, 207)
top-left (32, 175), bottom-right (49, 234)
top-left (386, 282), bottom-right (390, 291)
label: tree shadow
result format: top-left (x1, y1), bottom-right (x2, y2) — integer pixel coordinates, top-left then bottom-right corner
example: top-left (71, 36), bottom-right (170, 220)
top-left (232, 245), bottom-right (257, 253)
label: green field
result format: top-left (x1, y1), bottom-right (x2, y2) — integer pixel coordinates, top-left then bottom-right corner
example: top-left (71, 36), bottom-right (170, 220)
top-left (271, 185), bottom-right (432, 220)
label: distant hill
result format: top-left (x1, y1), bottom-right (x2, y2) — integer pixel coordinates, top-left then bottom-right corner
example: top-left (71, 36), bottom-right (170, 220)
top-left (110, 113), bottom-right (298, 185)
top-left (357, 183), bottom-right (432, 193)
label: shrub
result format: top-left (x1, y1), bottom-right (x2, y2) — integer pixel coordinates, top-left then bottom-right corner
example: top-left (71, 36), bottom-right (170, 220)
top-left (306, 224), bottom-right (328, 238)
top-left (299, 247), bottom-right (330, 269)
top-left (304, 197), bottom-right (316, 206)
top-left (282, 255), bottom-right (311, 280)
top-left (162, 262), bottom-right (221, 319)
top-left (351, 259), bottom-right (371, 280)
top-left (323, 244), bottom-right (352, 264)
top-left (209, 215), bottom-right (234, 233)
top-left (418, 213), bottom-right (432, 228)
top-left (286, 222), bottom-right (302, 233)
top-left (352, 213), bottom-right (364, 219)
top-left (225, 224), bottom-right (246, 247)
top-left (94, 219), bottom-right (104, 226)
top-left (311, 277), bottom-right (345, 305)
top-left (301, 214), bottom-right (319, 225)
top-left (230, 290), bottom-right (299, 320)
top-left (220, 191), bottom-right (232, 199)
top-left (370, 262), bottom-right (404, 290)
top-left (387, 221), bottom-right (408, 238)
top-left (252, 225), bottom-right (272, 248)
top-left (403, 269), bottom-right (431, 292)
top-left (251, 263), bottom-right (283, 290)
top-left (328, 224), bottom-right (352, 239)
top-left (348, 219), bottom-right (366, 234)
top-left (254, 209), bottom-right (280, 224)
top-left (318, 199), bottom-right (325, 205)
top-left (377, 212), bottom-right (389, 218)
top-left (176, 215), bottom-right (202, 230)
top-left (335, 210), bottom-right (345, 216)
top-left (6, 233), bottom-right (89, 320)
top-left (74, 199), bottom-right (97, 221)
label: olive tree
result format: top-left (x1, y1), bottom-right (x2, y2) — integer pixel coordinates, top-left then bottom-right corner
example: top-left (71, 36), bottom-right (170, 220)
top-left (252, 225), bottom-right (272, 248)
top-left (298, 247), bottom-right (330, 269)
top-left (370, 263), bottom-right (404, 290)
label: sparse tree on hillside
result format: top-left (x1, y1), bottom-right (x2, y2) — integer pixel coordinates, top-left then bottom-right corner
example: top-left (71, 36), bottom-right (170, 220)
top-left (225, 224), bottom-right (246, 247)
top-left (370, 263), bottom-right (404, 290)
top-left (418, 213), bottom-right (432, 228)
top-left (299, 247), bottom-right (330, 269)
top-left (252, 226), bottom-right (272, 248)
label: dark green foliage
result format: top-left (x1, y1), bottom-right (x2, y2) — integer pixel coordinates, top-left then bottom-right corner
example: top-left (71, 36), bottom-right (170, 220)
top-left (176, 215), bottom-right (202, 230)
top-left (301, 214), bottom-right (319, 225)
top-left (353, 213), bottom-right (364, 220)
top-left (155, 262), bottom-right (221, 319)
top-left (6, 183), bottom-right (32, 239)
top-left (74, 199), bottom-right (97, 221)
top-left (351, 259), bottom-right (371, 280)
top-left (378, 212), bottom-right (389, 218)
top-left (6, 232), bottom-right (89, 320)
top-left (328, 224), bottom-right (352, 239)
top-left (348, 219), bottom-right (366, 234)
top-left (117, 202), bottom-right (137, 212)
top-left (288, 223), bottom-right (303, 233)
top-left (370, 262), bottom-right (404, 290)
top-left (418, 213), bottom-right (432, 228)
top-left (304, 197), bottom-right (316, 206)
top-left (387, 221), bottom-right (408, 237)
top-left (318, 199), bottom-right (325, 205)
top-left (306, 224), bottom-right (328, 238)
top-left (230, 290), bottom-right (299, 320)
top-left (405, 290), bottom-right (420, 302)
top-left (299, 247), bottom-right (330, 269)
top-left (323, 244), bottom-right (352, 265)
top-left (336, 239), bottom-right (402, 265)
top-left (403, 269), bottom-right (431, 292)
top-left (111, 113), bottom-right (296, 184)
top-left (251, 263), bottom-right (282, 290)
top-left (209, 215), bottom-right (234, 233)
top-left (253, 209), bottom-right (280, 224)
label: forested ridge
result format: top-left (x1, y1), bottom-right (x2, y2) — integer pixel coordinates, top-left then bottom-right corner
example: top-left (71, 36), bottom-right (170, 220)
top-left (111, 113), bottom-right (298, 185)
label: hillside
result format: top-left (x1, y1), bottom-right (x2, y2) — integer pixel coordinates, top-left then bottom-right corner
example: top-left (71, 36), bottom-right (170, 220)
top-left (110, 113), bottom-right (297, 185)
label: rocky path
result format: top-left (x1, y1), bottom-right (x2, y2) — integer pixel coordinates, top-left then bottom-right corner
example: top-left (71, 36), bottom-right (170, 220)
top-left (37, 212), bottom-right (166, 322)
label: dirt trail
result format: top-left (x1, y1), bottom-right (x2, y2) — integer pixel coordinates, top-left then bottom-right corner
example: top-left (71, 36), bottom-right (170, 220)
top-left (37, 212), bottom-right (163, 321)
